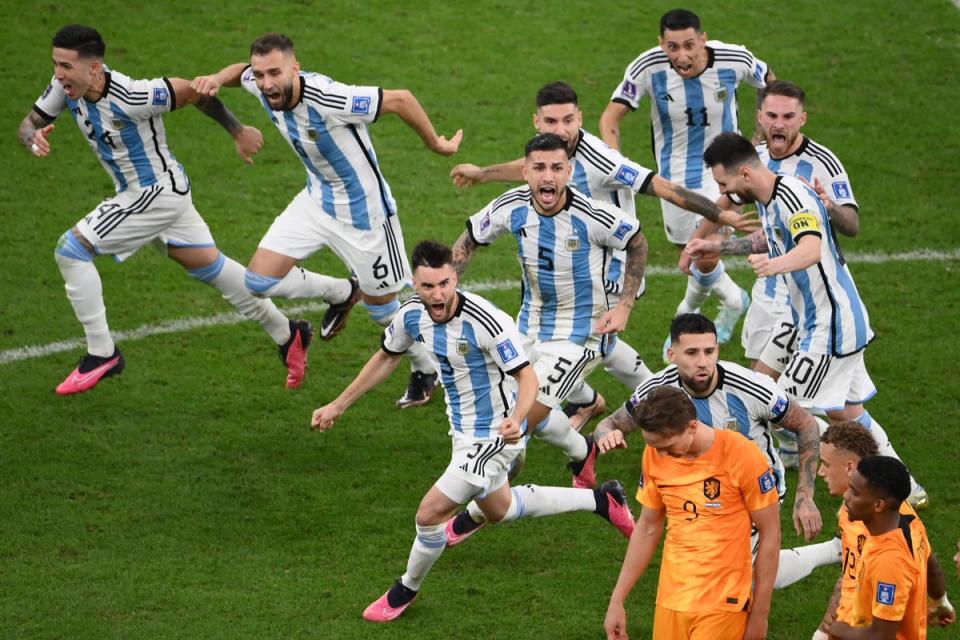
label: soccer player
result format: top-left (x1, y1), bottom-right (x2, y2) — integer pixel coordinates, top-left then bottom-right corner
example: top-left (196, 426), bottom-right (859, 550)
top-left (310, 241), bottom-right (636, 622)
top-left (603, 386), bottom-right (780, 640)
top-left (804, 422), bottom-right (953, 639)
top-left (450, 81), bottom-right (756, 430)
top-left (451, 132), bottom-right (647, 494)
top-left (829, 457), bottom-right (938, 639)
top-left (19, 24), bottom-right (312, 393)
top-left (192, 33), bottom-right (463, 408)
top-left (593, 313), bottom-right (824, 543)
top-left (599, 9), bottom-right (774, 354)
top-left (701, 131), bottom-right (927, 506)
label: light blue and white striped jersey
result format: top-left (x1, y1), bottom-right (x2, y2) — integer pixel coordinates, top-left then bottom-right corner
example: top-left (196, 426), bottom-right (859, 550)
top-left (241, 68), bottom-right (397, 231)
top-left (467, 186), bottom-right (641, 351)
top-left (34, 70), bottom-right (188, 194)
top-left (382, 291), bottom-right (529, 443)
top-left (753, 136), bottom-right (859, 310)
top-left (625, 360), bottom-right (791, 498)
top-left (570, 129), bottom-right (655, 297)
top-left (611, 41), bottom-right (768, 189)
top-left (757, 175), bottom-right (873, 356)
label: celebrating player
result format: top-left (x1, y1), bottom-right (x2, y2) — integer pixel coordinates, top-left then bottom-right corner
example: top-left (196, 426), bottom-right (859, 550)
top-left (603, 386), bottom-right (780, 640)
top-left (599, 9), bottom-right (775, 356)
top-left (19, 24), bottom-right (310, 394)
top-left (192, 33), bottom-right (463, 407)
top-left (311, 241), bottom-right (635, 622)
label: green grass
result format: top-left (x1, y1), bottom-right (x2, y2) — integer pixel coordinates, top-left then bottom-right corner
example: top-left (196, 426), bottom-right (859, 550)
top-left (2, 1), bottom-right (959, 638)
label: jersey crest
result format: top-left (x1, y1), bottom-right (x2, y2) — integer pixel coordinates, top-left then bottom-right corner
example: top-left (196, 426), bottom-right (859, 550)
top-left (703, 477), bottom-right (721, 499)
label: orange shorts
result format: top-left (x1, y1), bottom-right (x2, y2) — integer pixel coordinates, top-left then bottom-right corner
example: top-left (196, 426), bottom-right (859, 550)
top-left (652, 605), bottom-right (748, 640)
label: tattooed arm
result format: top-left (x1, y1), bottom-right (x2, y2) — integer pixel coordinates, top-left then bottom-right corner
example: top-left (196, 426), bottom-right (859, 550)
top-left (19, 109), bottom-right (55, 156)
top-left (644, 175), bottom-right (757, 232)
top-left (452, 228), bottom-right (481, 277)
top-left (593, 404), bottom-right (642, 453)
top-left (597, 229), bottom-right (647, 334)
top-left (779, 402), bottom-right (823, 541)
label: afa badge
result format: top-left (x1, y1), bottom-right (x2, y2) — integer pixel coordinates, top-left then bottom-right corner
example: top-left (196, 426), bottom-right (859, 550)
top-left (703, 477), bottom-right (721, 499)
top-left (152, 87), bottom-right (169, 106)
top-left (496, 339), bottom-right (519, 362)
top-left (613, 221), bottom-right (633, 240)
top-left (351, 96), bottom-right (371, 114)
top-left (565, 235), bottom-right (581, 251)
top-left (772, 396), bottom-right (789, 419)
top-left (876, 582), bottom-right (896, 606)
top-left (620, 80), bottom-right (637, 100)
top-left (306, 129), bottom-right (319, 141)
top-left (456, 338), bottom-right (471, 356)
top-left (715, 86), bottom-right (728, 102)
top-left (832, 181), bottom-right (851, 199)
top-left (758, 469), bottom-right (776, 494)
top-left (721, 416), bottom-right (739, 431)
top-left (111, 119), bottom-right (126, 130)
top-left (615, 165), bottom-right (639, 187)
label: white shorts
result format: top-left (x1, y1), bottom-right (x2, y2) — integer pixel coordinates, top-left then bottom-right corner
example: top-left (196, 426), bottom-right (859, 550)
top-left (258, 189), bottom-right (411, 296)
top-left (778, 350), bottom-right (877, 414)
top-left (659, 181), bottom-right (721, 245)
top-left (75, 185), bottom-right (214, 262)
top-left (742, 283), bottom-right (796, 371)
top-left (434, 437), bottom-right (523, 504)
top-left (520, 336), bottom-right (602, 408)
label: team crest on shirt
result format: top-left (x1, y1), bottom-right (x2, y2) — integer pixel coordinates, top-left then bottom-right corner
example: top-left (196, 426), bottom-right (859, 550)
top-left (857, 534), bottom-right (867, 554)
top-left (876, 582), bottom-right (896, 605)
top-left (621, 80), bottom-right (637, 100)
top-left (496, 339), bottom-right (519, 362)
top-left (306, 128), bottom-right (319, 141)
top-left (721, 416), bottom-right (739, 431)
top-left (613, 221), bottom-right (633, 240)
top-left (758, 470), bottom-right (776, 493)
top-left (456, 338), bottom-right (471, 356)
top-left (564, 235), bottom-right (581, 251)
top-left (615, 165), bottom-right (639, 187)
top-left (715, 86), bottom-right (728, 102)
top-left (152, 87), bottom-right (169, 106)
top-left (111, 119), bottom-right (126, 130)
top-left (703, 477), bottom-right (721, 499)
top-left (832, 181), bottom-right (851, 199)
top-left (351, 96), bottom-right (371, 114)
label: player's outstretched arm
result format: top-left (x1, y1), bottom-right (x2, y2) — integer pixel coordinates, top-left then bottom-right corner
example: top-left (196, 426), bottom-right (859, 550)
top-left (744, 503), bottom-right (781, 640)
top-left (748, 234), bottom-right (820, 277)
top-left (604, 506), bottom-right (665, 640)
top-left (452, 229), bottom-right (481, 277)
top-left (595, 405), bottom-right (639, 453)
top-left (18, 110), bottom-right (55, 157)
top-left (190, 62), bottom-right (247, 96)
top-left (644, 175), bottom-right (759, 233)
top-left (311, 349), bottom-right (403, 431)
top-left (597, 230), bottom-right (647, 334)
top-left (450, 158), bottom-right (523, 188)
top-left (167, 78), bottom-right (263, 164)
top-left (780, 403), bottom-right (822, 540)
top-left (381, 89), bottom-right (462, 156)
top-left (927, 555), bottom-right (956, 627)
top-left (599, 101), bottom-right (630, 151)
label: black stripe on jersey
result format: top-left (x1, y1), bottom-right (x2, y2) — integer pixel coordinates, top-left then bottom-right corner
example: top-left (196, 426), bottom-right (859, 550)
top-left (303, 86), bottom-right (348, 110)
top-left (719, 367), bottom-right (774, 404)
top-left (490, 186), bottom-right (530, 213)
top-left (380, 331), bottom-right (407, 356)
top-left (555, 349), bottom-right (597, 401)
top-left (628, 50), bottom-right (670, 79)
top-left (611, 97), bottom-right (636, 111)
top-left (94, 185), bottom-right (163, 238)
top-left (461, 297), bottom-right (504, 337)
top-left (472, 439), bottom-right (506, 477)
top-left (495, 367), bottom-right (513, 415)
top-left (347, 124), bottom-right (392, 216)
top-left (569, 191), bottom-right (617, 228)
top-left (465, 219), bottom-right (488, 247)
top-left (805, 140), bottom-right (844, 177)
top-left (163, 78), bottom-right (176, 111)
top-left (504, 361), bottom-right (529, 377)
top-left (773, 178), bottom-right (805, 213)
top-left (632, 368), bottom-right (682, 402)
top-left (108, 80), bottom-right (151, 106)
top-left (147, 116), bottom-right (168, 174)
top-left (713, 52), bottom-right (754, 68)
top-left (806, 353), bottom-right (832, 399)
top-left (575, 134), bottom-right (616, 174)
top-left (373, 88), bottom-right (383, 122)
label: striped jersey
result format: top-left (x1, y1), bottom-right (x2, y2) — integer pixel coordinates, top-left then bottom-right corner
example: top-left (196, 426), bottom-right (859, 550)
top-left (466, 186), bottom-right (642, 351)
top-left (753, 136), bottom-right (859, 311)
top-left (625, 360), bottom-right (791, 497)
top-left (611, 41), bottom-right (768, 189)
top-left (757, 175), bottom-right (873, 356)
top-left (241, 68), bottom-right (397, 231)
top-left (381, 290), bottom-right (530, 443)
top-left (34, 69), bottom-right (188, 194)
top-left (570, 129), bottom-right (655, 298)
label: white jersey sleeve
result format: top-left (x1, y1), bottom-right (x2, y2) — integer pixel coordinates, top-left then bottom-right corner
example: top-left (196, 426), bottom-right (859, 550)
top-left (380, 299), bottom-right (420, 354)
top-left (34, 76), bottom-right (67, 119)
top-left (575, 130), bottom-right (655, 195)
top-left (240, 65), bottom-right (260, 97)
top-left (609, 45), bottom-right (660, 109)
top-left (479, 305), bottom-right (529, 374)
top-left (718, 42), bottom-right (769, 89)
top-left (466, 186), bottom-right (530, 245)
top-left (574, 194), bottom-right (642, 252)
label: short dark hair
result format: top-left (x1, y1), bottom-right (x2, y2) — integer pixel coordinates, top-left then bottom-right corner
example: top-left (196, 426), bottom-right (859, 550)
top-left (536, 82), bottom-right (579, 108)
top-left (670, 313), bottom-right (716, 343)
top-left (703, 132), bottom-right (761, 171)
top-left (411, 240), bottom-right (453, 270)
top-left (758, 80), bottom-right (807, 109)
top-left (629, 387), bottom-right (696, 436)
top-left (525, 132), bottom-right (570, 158)
top-left (857, 456), bottom-right (911, 508)
top-left (52, 25), bottom-right (105, 59)
top-left (660, 9), bottom-right (701, 35)
top-left (821, 421), bottom-right (879, 459)
top-left (251, 33), bottom-right (295, 57)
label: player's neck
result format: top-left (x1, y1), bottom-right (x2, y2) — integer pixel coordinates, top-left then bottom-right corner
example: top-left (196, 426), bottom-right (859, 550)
top-left (687, 422), bottom-right (716, 458)
top-left (84, 69), bottom-right (107, 101)
top-left (753, 168), bottom-right (778, 205)
top-left (864, 510), bottom-right (901, 537)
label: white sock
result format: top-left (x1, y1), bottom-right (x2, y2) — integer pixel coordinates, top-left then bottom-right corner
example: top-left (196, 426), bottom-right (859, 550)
top-left (565, 381), bottom-right (595, 406)
top-left (499, 484), bottom-right (597, 522)
top-left (55, 252), bottom-right (114, 357)
top-left (533, 409), bottom-right (589, 461)
top-left (248, 266), bottom-right (351, 301)
top-left (399, 522), bottom-right (447, 591)
top-left (193, 254), bottom-right (291, 344)
top-left (775, 537), bottom-right (842, 589)
top-left (711, 267), bottom-right (744, 308)
top-left (678, 272), bottom-right (710, 314)
top-left (603, 338), bottom-right (653, 389)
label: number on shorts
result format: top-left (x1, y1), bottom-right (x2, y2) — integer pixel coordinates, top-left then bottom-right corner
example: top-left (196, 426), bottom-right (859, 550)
top-left (546, 357), bottom-right (573, 384)
top-left (785, 354), bottom-right (816, 386)
top-left (372, 256), bottom-right (389, 281)
top-left (772, 322), bottom-right (799, 353)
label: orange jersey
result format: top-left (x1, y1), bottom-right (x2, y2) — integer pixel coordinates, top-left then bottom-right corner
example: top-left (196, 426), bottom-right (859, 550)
top-left (637, 429), bottom-right (778, 612)
top-left (839, 512), bottom-right (930, 640)
top-left (835, 502), bottom-right (918, 623)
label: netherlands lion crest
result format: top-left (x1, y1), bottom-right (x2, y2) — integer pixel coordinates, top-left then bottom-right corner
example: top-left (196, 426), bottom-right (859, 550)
top-left (703, 477), bottom-right (721, 500)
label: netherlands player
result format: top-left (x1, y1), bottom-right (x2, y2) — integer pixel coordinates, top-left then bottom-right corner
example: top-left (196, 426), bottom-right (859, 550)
top-left (449, 81), bottom-right (757, 430)
top-left (451, 132), bottom-right (647, 497)
top-left (310, 241), bottom-right (636, 622)
top-left (599, 9), bottom-right (774, 355)
top-left (603, 387), bottom-right (780, 640)
top-left (192, 33), bottom-right (463, 409)
top-left (804, 423), bottom-right (953, 639)
top-left (593, 313), bottom-right (825, 545)
top-left (830, 457), bottom-right (937, 640)
top-left (701, 131), bottom-right (927, 506)
top-left (18, 25), bottom-right (312, 394)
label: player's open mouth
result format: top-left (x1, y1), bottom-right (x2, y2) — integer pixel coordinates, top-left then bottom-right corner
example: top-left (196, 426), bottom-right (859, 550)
top-left (430, 303), bottom-right (446, 315)
top-left (676, 63), bottom-right (694, 75)
top-left (771, 133), bottom-right (787, 144)
top-left (538, 186), bottom-right (557, 206)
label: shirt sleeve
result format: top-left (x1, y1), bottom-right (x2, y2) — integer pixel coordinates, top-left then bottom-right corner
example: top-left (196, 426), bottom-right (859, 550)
top-left (33, 76), bottom-right (67, 120)
top-left (866, 547), bottom-right (918, 623)
top-left (380, 306), bottom-right (416, 355)
top-left (823, 162), bottom-right (858, 210)
top-left (636, 446), bottom-right (664, 508)
top-left (740, 45), bottom-right (770, 89)
top-left (116, 76), bottom-right (176, 118)
top-left (590, 141), bottom-right (656, 195)
top-left (761, 376), bottom-right (791, 425)
top-left (590, 207), bottom-right (642, 252)
top-left (609, 58), bottom-right (650, 110)
top-left (466, 195), bottom-right (514, 246)
top-left (483, 308), bottom-right (530, 374)
top-left (737, 437), bottom-right (780, 512)
top-left (309, 79), bottom-right (382, 126)
top-left (240, 65), bottom-right (261, 97)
